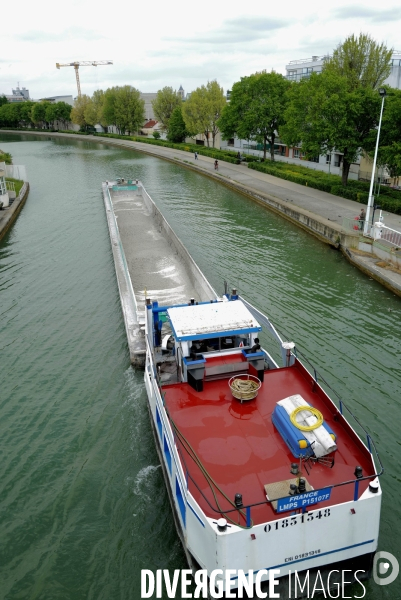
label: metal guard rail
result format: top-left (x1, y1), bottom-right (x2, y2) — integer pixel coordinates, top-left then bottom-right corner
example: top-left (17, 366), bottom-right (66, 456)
top-left (150, 353), bottom-right (383, 528)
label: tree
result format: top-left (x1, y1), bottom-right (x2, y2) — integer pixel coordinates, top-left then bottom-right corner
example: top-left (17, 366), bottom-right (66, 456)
top-left (0, 101), bottom-right (34, 128)
top-left (166, 107), bottom-right (188, 142)
top-left (0, 149), bottom-right (12, 164)
top-left (365, 87), bottom-right (401, 180)
top-left (45, 103), bottom-right (60, 129)
top-left (323, 33), bottom-right (392, 91)
top-left (219, 71), bottom-right (291, 160)
top-left (182, 81), bottom-right (226, 147)
top-left (114, 86), bottom-right (145, 135)
top-left (43, 102), bottom-right (71, 130)
top-left (281, 34), bottom-right (393, 185)
top-left (152, 87), bottom-right (181, 132)
top-left (84, 90), bottom-right (105, 127)
top-left (0, 95), bottom-right (8, 107)
top-left (56, 102), bottom-right (72, 129)
top-left (0, 104), bottom-right (20, 127)
top-left (71, 95), bottom-right (92, 129)
top-left (282, 71), bottom-right (381, 185)
top-left (101, 87), bottom-right (118, 129)
top-left (152, 131), bottom-right (161, 139)
top-left (18, 101), bottom-right (35, 127)
top-left (32, 102), bottom-right (52, 128)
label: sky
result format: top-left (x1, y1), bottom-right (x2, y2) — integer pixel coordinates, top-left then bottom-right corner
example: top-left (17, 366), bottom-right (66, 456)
top-left (1, 0), bottom-right (401, 100)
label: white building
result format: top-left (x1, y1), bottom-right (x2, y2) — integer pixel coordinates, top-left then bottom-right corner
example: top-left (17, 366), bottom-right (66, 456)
top-left (141, 93), bottom-right (157, 121)
top-left (285, 52), bottom-right (401, 89)
top-left (38, 95), bottom-right (74, 106)
top-left (3, 86), bottom-right (30, 103)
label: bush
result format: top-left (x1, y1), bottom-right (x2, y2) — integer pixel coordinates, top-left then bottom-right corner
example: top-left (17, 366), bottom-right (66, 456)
top-left (249, 161), bottom-right (401, 214)
top-left (0, 150), bottom-right (12, 164)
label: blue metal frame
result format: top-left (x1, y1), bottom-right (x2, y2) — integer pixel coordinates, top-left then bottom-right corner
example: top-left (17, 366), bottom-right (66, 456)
top-left (171, 326), bottom-right (261, 343)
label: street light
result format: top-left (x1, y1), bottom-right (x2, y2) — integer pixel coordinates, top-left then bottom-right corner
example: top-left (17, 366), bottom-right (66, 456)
top-left (364, 88), bottom-right (386, 236)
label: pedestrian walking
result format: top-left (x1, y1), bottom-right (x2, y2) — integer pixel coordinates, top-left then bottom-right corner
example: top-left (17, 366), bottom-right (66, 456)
top-left (214, 160), bottom-right (218, 171)
top-left (359, 208), bottom-right (366, 230)
top-left (194, 151), bottom-right (198, 160)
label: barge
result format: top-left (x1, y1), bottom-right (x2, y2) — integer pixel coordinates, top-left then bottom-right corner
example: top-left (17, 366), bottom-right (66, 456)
top-left (103, 180), bottom-right (383, 596)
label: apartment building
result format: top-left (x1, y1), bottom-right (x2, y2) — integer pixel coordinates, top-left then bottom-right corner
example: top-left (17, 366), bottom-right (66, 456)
top-left (285, 52), bottom-right (401, 89)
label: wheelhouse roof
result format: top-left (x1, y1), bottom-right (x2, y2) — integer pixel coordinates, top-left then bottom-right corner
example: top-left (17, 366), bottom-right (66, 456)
top-left (167, 300), bottom-right (261, 341)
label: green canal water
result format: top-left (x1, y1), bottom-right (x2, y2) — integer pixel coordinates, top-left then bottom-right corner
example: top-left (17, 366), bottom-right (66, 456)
top-left (0, 134), bottom-right (400, 599)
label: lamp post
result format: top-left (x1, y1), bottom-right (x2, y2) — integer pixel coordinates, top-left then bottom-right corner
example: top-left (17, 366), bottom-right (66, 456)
top-left (364, 88), bottom-right (386, 236)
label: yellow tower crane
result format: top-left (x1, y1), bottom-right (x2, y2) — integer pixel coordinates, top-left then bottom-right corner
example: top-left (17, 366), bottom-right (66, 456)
top-left (56, 61), bottom-right (113, 97)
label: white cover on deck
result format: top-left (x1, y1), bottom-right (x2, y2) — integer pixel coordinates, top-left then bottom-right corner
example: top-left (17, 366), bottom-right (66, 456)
top-left (168, 300), bottom-right (261, 339)
top-left (278, 394), bottom-right (337, 458)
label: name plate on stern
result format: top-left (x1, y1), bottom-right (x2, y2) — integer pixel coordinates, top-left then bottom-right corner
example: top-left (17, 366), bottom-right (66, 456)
top-left (264, 478), bottom-right (332, 513)
top-left (276, 488), bottom-right (332, 513)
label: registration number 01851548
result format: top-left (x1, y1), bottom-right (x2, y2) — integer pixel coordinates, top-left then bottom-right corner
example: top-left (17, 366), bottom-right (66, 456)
top-left (264, 508), bottom-right (331, 533)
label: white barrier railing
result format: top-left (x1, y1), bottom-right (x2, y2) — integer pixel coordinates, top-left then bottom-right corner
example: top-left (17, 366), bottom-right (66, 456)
top-left (376, 224), bottom-right (401, 247)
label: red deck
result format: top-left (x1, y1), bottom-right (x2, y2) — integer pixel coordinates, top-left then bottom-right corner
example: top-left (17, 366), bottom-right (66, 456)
top-left (162, 357), bottom-right (376, 526)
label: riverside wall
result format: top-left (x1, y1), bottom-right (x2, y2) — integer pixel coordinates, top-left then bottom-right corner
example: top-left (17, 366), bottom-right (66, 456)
top-left (0, 182), bottom-right (30, 242)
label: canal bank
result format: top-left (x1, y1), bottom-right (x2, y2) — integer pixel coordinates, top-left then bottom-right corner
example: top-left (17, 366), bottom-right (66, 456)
top-left (1, 130), bottom-right (401, 298)
top-left (0, 181), bottom-right (30, 241)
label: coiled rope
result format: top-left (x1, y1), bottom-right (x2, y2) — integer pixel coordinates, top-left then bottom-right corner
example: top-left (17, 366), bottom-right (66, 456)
top-left (290, 405), bottom-right (323, 431)
top-left (230, 377), bottom-right (260, 401)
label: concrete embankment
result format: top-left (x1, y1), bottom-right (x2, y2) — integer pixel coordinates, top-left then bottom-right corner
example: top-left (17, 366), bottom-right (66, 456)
top-left (2, 130), bottom-right (401, 297)
top-left (0, 182), bottom-right (30, 242)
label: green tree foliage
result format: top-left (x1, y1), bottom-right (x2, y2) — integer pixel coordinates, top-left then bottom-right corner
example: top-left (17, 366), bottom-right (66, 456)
top-left (100, 86), bottom-right (144, 133)
top-left (84, 90), bottom-right (105, 127)
top-left (101, 87), bottom-right (118, 128)
top-left (45, 103), bottom-right (59, 128)
top-left (0, 100), bottom-right (70, 129)
top-left (0, 102), bottom-right (35, 128)
top-left (182, 81), bottom-right (226, 147)
top-left (56, 102), bottom-right (73, 129)
top-left (152, 131), bottom-right (161, 139)
top-left (323, 33), bottom-right (392, 91)
top-left (71, 95), bottom-right (92, 129)
top-left (32, 102), bottom-right (52, 128)
top-left (166, 107), bottom-right (188, 143)
top-left (39, 101), bottom-right (71, 129)
top-left (282, 34), bottom-right (392, 185)
top-left (0, 104), bottom-right (15, 127)
top-left (366, 88), bottom-right (401, 179)
top-left (152, 87), bottom-right (181, 132)
top-left (219, 71), bottom-right (291, 160)
top-left (0, 95), bottom-right (9, 107)
top-left (0, 149), bottom-right (12, 164)
top-left (19, 101), bottom-right (35, 127)
top-left (114, 86), bottom-right (145, 135)
top-left (282, 71), bottom-right (381, 185)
